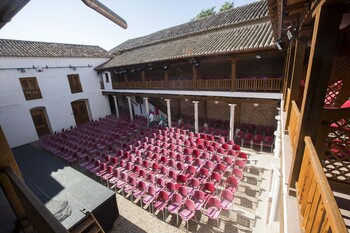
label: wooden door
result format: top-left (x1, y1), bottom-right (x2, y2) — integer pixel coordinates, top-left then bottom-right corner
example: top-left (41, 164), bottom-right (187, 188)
top-left (30, 108), bottom-right (51, 137)
top-left (71, 100), bottom-right (90, 125)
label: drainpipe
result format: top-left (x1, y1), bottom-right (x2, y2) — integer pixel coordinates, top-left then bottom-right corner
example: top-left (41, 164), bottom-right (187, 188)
top-left (82, 0), bottom-right (127, 29)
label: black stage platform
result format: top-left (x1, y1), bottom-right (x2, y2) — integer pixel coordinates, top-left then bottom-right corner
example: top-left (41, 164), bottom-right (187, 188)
top-left (12, 144), bottom-right (119, 231)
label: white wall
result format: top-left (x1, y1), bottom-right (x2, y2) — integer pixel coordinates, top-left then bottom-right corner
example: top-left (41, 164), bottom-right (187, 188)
top-left (0, 57), bottom-right (111, 148)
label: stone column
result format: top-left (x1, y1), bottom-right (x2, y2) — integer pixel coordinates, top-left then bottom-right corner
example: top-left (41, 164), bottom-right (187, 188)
top-left (126, 96), bottom-right (133, 122)
top-left (113, 96), bottom-right (120, 118)
top-left (144, 97), bottom-right (150, 126)
top-left (193, 101), bottom-right (199, 133)
top-left (228, 104), bottom-right (237, 140)
top-left (165, 99), bottom-right (172, 128)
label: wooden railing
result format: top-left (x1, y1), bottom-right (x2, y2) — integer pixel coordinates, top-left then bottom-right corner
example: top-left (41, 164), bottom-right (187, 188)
top-left (289, 101), bottom-right (301, 152)
top-left (196, 79), bottom-right (231, 90)
top-left (168, 80), bottom-right (194, 90)
top-left (146, 81), bottom-right (166, 89)
top-left (111, 78), bottom-right (283, 92)
top-left (296, 137), bottom-right (347, 233)
top-left (235, 78), bottom-right (283, 91)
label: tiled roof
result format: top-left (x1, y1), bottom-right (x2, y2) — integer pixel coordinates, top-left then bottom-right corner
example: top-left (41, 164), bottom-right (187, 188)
top-left (110, 1), bottom-right (269, 53)
top-left (0, 39), bottom-right (112, 58)
top-left (99, 21), bottom-right (275, 69)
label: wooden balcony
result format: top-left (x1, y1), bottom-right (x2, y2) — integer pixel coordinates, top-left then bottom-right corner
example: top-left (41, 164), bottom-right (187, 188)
top-left (288, 101), bottom-right (301, 153)
top-left (296, 137), bottom-right (347, 233)
top-left (111, 78), bottom-right (283, 92)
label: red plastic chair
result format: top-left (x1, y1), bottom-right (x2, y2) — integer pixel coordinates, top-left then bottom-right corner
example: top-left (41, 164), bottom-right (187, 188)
top-left (210, 172), bottom-right (222, 189)
top-left (243, 133), bottom-right (253, 148)
top-left (176, 174), bottom-right (187, 186)
top-left (192, 158), bottom-right (204, 172)
top-left (101, 165), bottom-right (114, 183)
top-left (187, 178), bottom-right (200, 196)
top-left (167, 193), bottom-right (183, 225)
top-left (178, 199), bottom-right (197, 232)
top-left (153, 190), bottom-right (170, 220)
top-left (263, 136), bottom-right (274, 152)
top-left (133, 181), bottom-right (147, 206)
top-left (197, 167), bottom-right (209, 183)
top-left (204, 197), bottom-right (222, 227)
top-left (123, 175), bottom-right (137, 199)
top-left (232, 168), bottom-right (243, 182)
top-left (225, 176), bottom-right (238, 193)
top-left (107, 169), bottom-right (120, 188)
top-left (220, 189), bottom-right (235, 210)
top-left (114, 172), bottom-right (128, 192)
top-left (252, 134), bottom-right (264, 151)
top-left (191, 189), bottom-right (205, 211)
top-left (142, 186), bottom-right (157, 213)
top-left (203, 160), bottom-right (214, 171)
top-left (201, 182), bottom-right (215, 200)
top-left (183, 165), bottom-right (196, 180)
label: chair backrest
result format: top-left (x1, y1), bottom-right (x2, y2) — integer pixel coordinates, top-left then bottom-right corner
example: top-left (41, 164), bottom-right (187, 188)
top-left (203, 182), bottom-right (215, 193)
top-left (177, 162), bottom-right (185, 170)
top-left (199, 167), bottom-right (209, 176)
top-left (156, 177), bottom-right (165, 188)
top-left (211, 172), bottom-right (221, 182)
top-left (185, 155), bottom-right (193, 164)
top-left (204, 160), bottom-right (214, 169)
top-left (147, 185), bottom-right (155, 196)
top-left (193, 190), bottom-right (205, 200)
top-left (107, 165), bottom-right (113, 173)
top-left (185, 199), bottom-right (195, 211)
top-left (226, 176), bottom-right (238, 188)
top-left (159, 190), bottom-right (169, 202)
top-left (166, 182), bottom-right (176, 192)
top-left (221, 189), bottom-right (234, 201)
top-left (189, 178), bottom-right (200, 188)
top-left (177, 174), bottom-right (187, 184)
top-left (178, 186), bottom-right (188, 197)
top-left (207, 197), bottom-right (221, 208)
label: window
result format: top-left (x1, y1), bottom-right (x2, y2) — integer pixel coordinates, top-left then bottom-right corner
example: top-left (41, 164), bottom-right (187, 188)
top-left (67, 74), bottom-right (83, 93)
top-left (105, 73), bottom-right (109, 83)
top-left (19, 77), bottom-right (42, 100)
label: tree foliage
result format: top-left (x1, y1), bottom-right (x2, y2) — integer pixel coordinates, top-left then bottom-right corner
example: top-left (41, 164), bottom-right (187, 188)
top-left (191, 7), bottom-right (216, 21)
top-left (191, 1), bottom-right (235, 21)
top-left (219, 1), bottom-right (234, 12)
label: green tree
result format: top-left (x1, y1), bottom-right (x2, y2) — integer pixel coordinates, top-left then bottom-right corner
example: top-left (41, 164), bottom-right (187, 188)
top-left (219, 1), bottom-right (234, 12)
top-left (191, 7), bottom-right (216, 21)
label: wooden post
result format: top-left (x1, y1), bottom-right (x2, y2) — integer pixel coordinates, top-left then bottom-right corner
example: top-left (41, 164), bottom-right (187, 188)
top-left (178, 99), bottom-right (181, 119)
top-left (0, 126), bottom-right (26, 219)
top-left (124, 73), bottom-right (128, 88)
top-left (283, 44), bottom-right (296, 110)
top-left (289, 4), bottom-right (344, 188)
top-left (231, 59), bottom-right (236, 91)
top-left (285, 39), bottom-right (307, 131)
top-left (142, 70), bottom-right (146, 88)
top-left (164, 70), bottom-right (169, 89)
top-left (192, 65), bottom-right (197, 90)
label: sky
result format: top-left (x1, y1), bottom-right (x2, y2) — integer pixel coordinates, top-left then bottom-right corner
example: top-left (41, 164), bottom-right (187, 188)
top-left (0, 0), bottom-right (258, 51)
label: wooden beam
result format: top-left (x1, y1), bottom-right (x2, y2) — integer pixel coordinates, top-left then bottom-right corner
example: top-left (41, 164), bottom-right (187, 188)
top-left (192, 65), bottom-right (197, 90)
top-left (177, 99), bottom-right (181, 119)
top-left (0, 126), bottom-right (23, 180)
top-left (290, 4), bottom-right (344, 188)
top-left (164, 70), bottom-right (169, 89)
top-left (285, 39), bottom-right (307, 131)
top-left (5, 168), bottom-right (68, 233)
top-left (230, 59), bottom-right (236, 91)
top-left (283, 44), bottom-right (296, 109)
top-left (141, 70), bottom-right (146, 88)
top-left (0, 173), bottom-right (26, 219)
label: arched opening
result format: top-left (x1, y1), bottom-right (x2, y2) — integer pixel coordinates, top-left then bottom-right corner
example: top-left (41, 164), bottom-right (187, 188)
top-left (30, 107), bottom-right (51, 137)
top-left (71, 99), bottom-right (90, 125)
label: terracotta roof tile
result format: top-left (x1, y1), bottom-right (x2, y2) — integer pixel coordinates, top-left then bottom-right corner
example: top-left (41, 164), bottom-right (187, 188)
top-left (0, 39), bottom-right (112, 58)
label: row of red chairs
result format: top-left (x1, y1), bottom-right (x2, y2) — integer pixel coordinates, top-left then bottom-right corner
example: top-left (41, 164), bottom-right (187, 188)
top-left (235, 131), bottom-right (274, 152)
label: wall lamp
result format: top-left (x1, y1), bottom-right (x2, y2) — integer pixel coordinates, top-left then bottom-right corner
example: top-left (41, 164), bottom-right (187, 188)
top-left (163, 65), bottom-right (169, 70)
top-left (253, 103), bottom-right (259, 107)
top-left (255, 54), bottom-right (261, 59)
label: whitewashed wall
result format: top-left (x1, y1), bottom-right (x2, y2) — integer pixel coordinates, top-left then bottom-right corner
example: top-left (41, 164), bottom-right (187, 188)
top-left (0, 57), bottom-right (111, 148)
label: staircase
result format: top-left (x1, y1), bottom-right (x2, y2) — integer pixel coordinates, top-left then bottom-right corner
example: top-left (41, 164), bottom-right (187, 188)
top-left (71, 210), bottom-right (104, 233)
top-left (149, 98), bottom-right (179, 120)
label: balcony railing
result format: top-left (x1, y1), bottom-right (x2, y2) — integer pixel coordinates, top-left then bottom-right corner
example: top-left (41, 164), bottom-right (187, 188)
top-left (111, 78), bottom-right (283, 92)
top-left (296, 137), bottom-right (347, 233)
top-left (235, 78), bottom-right (283, 91)
top-left (197, 79), bottom-right (231, 90)
top-left (289, 101), bottom-right (301, 152)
